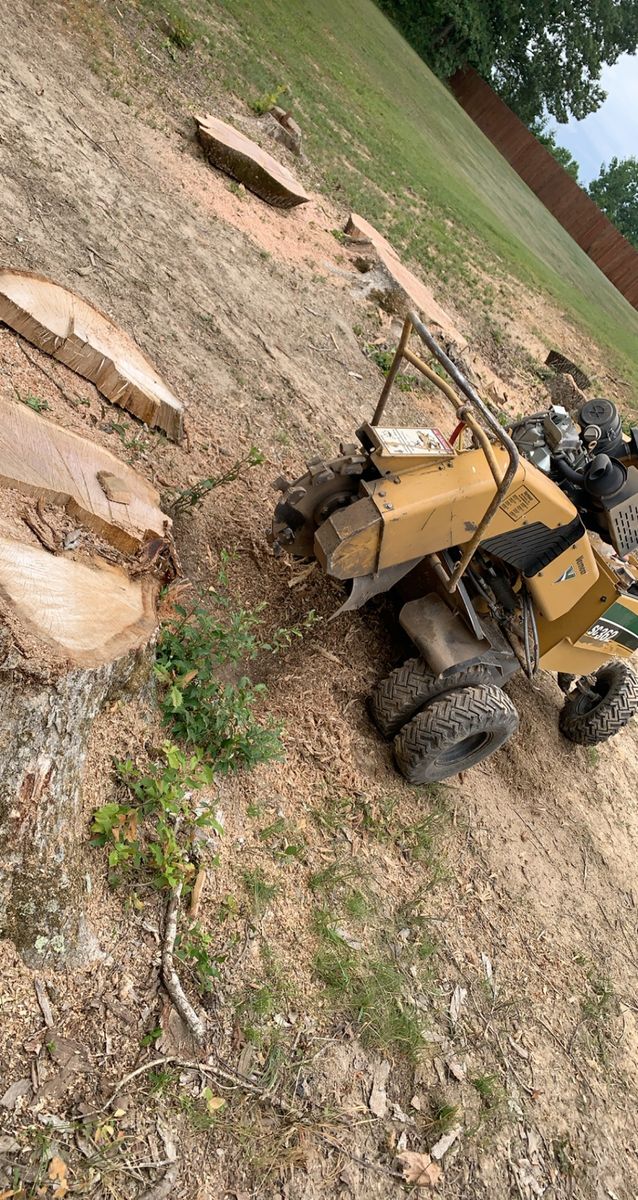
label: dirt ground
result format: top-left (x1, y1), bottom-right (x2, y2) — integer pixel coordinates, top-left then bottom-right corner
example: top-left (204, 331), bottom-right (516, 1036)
top-left (1, 3), bottom-right (638, 1198)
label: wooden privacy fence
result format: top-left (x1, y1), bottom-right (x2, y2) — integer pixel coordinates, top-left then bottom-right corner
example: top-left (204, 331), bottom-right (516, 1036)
top-left (450, 67), bottom-right (638, 309)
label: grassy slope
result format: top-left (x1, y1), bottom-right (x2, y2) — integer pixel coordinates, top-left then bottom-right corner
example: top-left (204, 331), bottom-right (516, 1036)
top-left (157, 0), bottom-right (638, 387)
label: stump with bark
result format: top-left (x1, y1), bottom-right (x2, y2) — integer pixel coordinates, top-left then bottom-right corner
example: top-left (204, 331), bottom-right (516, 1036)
top-left (0, 395), bottom-right (173, 967)
top-left (196, 114), bottom-right (310, 208)
top-left (0, 270), bottom-right (184, 440)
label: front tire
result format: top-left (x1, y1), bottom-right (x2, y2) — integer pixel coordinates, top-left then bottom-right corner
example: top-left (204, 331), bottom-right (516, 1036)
top-left (369, 658), bottom-right (491, 739)
top-left (559, 662), bottom-right (638, 746)
top-left (393, 684), bottom-right (519, 785)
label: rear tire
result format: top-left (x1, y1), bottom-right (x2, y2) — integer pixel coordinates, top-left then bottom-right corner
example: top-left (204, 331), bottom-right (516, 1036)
top-left (559, 661), bottom-right (638, 745)
top-left (369, 658), bottom-right (490, 739)
top-left (393, 684), bottom-right (519, 784)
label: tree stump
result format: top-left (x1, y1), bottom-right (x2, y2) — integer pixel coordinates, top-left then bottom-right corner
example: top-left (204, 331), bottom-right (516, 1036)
top-left (0, 270), bottom-right (184, 441)
top-left (0, 396), bottom-right (172, 967)
top-left (344, 213), bottom-right (468, 350)
top-left (196, 114), bottom-right (310, 208)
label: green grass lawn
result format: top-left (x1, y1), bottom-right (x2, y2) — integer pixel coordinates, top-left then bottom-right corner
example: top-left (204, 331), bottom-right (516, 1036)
top-left (143, 0), bottom-right (638, 387)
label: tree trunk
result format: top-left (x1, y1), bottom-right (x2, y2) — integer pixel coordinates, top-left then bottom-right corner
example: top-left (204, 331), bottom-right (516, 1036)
top-left (0, 392), bottom-right (172, 967)
top-left (0, 645), bottom-right (153, 968)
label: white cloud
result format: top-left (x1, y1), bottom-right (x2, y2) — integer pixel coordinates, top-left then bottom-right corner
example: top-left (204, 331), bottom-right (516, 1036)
top-left (549, 53), bottom-right (638, 184)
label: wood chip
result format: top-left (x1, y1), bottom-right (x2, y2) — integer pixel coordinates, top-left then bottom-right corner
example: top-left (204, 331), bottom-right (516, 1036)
top-left (449, 984), bottom-right (467, 1026)
top-left (430, 1125), bottom-right (462, 1160)
top-left (34, 977), bottom-right (54, 1027)
top-left (97, 471), bottom-right (133, 505)
top-left (0, 1079), bottom-right (31, 1109)
top-left (368, 1060), bottom-right (390, 1118)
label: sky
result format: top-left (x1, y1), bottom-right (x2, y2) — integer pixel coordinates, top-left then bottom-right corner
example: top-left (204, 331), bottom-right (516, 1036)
top-left (549, 53), bottom-right (638, 184)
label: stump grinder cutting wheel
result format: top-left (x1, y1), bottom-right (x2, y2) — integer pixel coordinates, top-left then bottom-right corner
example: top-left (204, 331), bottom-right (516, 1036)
top-left (271, 312), bottom-right (638, 783)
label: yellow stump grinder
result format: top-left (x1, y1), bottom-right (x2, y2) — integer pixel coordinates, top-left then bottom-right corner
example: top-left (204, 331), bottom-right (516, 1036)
top-left (271, 313), bottom-right (638, 783)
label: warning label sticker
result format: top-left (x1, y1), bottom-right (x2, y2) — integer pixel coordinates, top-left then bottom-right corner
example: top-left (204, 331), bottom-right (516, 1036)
top-left (373, 427), bottom-right (454, 457)
top-left (500, 486), bottom-right (540, 522)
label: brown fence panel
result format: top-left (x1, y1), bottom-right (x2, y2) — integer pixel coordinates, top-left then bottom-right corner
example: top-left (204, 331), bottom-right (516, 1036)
top-left (450, 68), bottom-right (638, 309)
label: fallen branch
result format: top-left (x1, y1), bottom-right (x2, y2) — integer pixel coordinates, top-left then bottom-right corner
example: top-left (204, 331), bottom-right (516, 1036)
top-left (162, 883), bottom-right (206, 1044)
top-left (94, 1055), bottom-right (401, 1180)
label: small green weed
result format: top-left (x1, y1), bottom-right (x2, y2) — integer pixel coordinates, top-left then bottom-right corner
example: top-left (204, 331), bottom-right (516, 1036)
top-left (156, 591), bottom-right (309, 771)
top-left (243, 867), bottom-right (279, 916)
top-left (308, 858), bottom-right (361, 895)
top-left (344, 889), bottom-right (369, 920)
top-left (160, 2), bottom-right (196, 50)
top-left (91, 742), bottom-right (218, 891)
top-left (472, 1073), bottom-right (503, 1109)
top-left (331, 228), bottom-right (347, 244)
top-left (580, 968), bottom-right (618, 1060)
top-left (176, 920), bottom-right (222, 993)
top-left (249, 84), bottom-right (288, 115)
top-left (19, 392), bottom-right (50, 413)
top-left (258, 816), bottom-right (306, 862)
top-left (166, 446), bottom-right (264, 514)
top-left (148, 1067), bottom-right (179, 1095)
top-left (179, 1087), bottom-right (227, 1128)
top-left (366, 347), bottom-right (416, 392)
top-left (140, 1026), bottom-right (163, 1047)
top-left (314, 944), bottom-right (424, 1060)
top-left (552, 1135), bottom-right (575, 1177)
top-left (228, 179), bottom-right (247, 199)
top-left (429, 1098), bottom-right (460, 1136)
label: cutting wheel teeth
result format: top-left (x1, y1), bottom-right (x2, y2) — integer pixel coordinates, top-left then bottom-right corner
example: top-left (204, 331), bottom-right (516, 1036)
top-left (287, 486), bottom-right (307, 503)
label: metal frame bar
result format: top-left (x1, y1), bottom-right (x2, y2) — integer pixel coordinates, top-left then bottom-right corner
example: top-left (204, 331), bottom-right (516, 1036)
top-left (370, 312), bottom-right (520, 593)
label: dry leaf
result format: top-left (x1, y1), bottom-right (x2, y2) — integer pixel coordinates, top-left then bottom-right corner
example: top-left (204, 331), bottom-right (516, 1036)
top-left (48, 1157), bottom-right (68, 1183)
top-left (397, 1151), bottom-right (444, 1189)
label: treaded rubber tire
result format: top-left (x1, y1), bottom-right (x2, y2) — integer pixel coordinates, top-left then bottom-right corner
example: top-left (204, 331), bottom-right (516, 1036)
top-left (393, 683), bottom-right (519, 785)
top-left (369, 658), bottom-right (491, 739)
top-left (559, 661), bottom-right (638, 746)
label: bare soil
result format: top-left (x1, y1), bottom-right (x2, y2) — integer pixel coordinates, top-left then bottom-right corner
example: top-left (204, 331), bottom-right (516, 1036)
top-left (1, 4), bottom-right (637, 1199)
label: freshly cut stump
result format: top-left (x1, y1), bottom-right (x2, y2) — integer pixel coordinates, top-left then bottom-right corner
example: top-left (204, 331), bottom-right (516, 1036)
top-left (344, 213), bottom-right (467, 349)
top-left (0, 396), bottom-right (168, 552)
top-left (0, 269), bottom-right (184, 440)
top-left (0, 402), bottom-right (171, 968)
top-left (196, 114), bottom-right (310, 208)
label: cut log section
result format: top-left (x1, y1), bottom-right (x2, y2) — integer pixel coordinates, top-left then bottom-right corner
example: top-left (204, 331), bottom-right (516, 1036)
top-left (344, 213), bottom-right (467, 351)
top-left (0, 270), bottom-right (184, 441)
top-left (196, 114), bottom-right (310, 209)
top-left (0, 396), bottom-right (168, 552)
top-left (0, 537), bottom-right (158, 667)
top-left (0, 400), bottom-right (171, 968)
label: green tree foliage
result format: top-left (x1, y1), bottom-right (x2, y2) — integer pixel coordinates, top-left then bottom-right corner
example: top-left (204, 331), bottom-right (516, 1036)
top-left (379, 1), bottom-right (638, 124)
top-left (529, 120), bottom-right (580, 181)
top-left (588, 157), bottom-right (638, 248)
